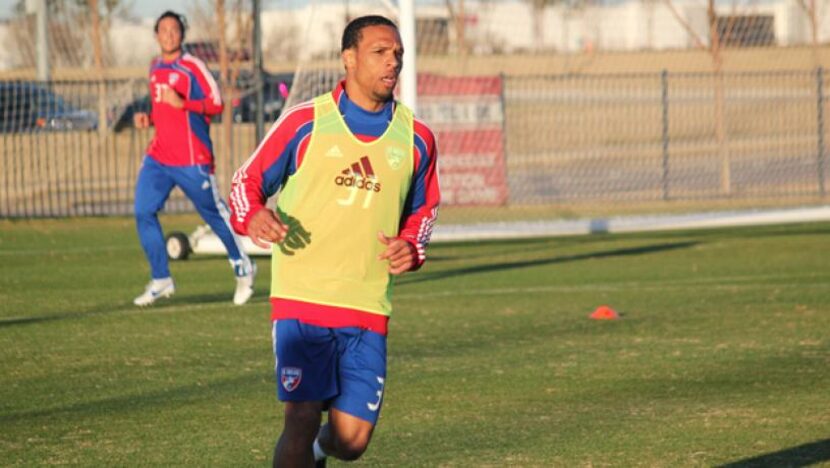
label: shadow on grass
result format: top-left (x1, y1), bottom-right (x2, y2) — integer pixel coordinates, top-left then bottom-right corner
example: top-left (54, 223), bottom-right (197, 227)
top-left (428, 237), bottom-right (560, 262)
top-left (717, 438), bottom-right (830, 467)
top-left (400, 240), bottom-right (698, 285)
top-left (0, 293), bottom-right (269, 328)
top-left (0, 373), bottom-right (266, 424)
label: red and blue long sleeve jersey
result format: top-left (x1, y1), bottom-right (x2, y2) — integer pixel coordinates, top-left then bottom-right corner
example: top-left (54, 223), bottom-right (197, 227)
top-left (229, 81), bottom-right (440, 267)
top-left (146, 52), bottom-right (223, 167)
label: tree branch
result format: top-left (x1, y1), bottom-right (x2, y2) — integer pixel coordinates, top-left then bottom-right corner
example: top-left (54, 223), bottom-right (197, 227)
top-left (662, 0), bottom-right (707, 49)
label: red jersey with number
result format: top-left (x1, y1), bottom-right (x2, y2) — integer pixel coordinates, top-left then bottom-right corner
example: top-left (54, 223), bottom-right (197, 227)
top-left (146, 52), bottom-right (223, 168)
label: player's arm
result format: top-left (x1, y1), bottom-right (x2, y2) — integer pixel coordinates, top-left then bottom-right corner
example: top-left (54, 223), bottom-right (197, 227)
top-left (380, 121), bottom-right (440, 274)
top-left (134, 98), bottom-right (154, 128)
top-left (179, 57), bottom-right (224, 116)
top-left (134, 69), bottom-right (154, 128)
top-left (229, 107), bottom-right (311, 247)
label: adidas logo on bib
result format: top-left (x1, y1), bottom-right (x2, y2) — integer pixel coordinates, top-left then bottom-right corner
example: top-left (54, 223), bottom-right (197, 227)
top-left (334, 156), bottom-right (382, 192)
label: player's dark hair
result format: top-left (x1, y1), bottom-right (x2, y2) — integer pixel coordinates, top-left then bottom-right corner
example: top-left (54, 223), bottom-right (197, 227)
top-left (154, 10), bottom-right (188, 39)
top-left (341, 15), bottom-right (397, 52)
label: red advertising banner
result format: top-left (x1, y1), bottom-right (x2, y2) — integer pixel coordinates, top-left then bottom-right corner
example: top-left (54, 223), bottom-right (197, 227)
top-left (417, 74), bottom-right (508, 206)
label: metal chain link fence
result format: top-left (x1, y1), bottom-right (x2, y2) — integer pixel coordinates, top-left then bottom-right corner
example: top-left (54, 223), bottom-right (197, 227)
top-left (504, 70), bottom-right (828, 204)
top-left (1, 69), bottom-right (828, 220)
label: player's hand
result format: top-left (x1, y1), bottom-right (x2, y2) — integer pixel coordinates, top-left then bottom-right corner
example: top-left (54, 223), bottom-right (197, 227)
top-left (247, 208), bottom-right (288, 249)
top-left (133, 112), bottom-right (150, 129)
top-left (159, 85), bottom-right (184, 109)
top-left (377, 232), bottom-right (416, 275)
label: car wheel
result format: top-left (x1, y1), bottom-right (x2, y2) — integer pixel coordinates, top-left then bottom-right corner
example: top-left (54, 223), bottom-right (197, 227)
top-left (165, 232), bottom-right (191, 260)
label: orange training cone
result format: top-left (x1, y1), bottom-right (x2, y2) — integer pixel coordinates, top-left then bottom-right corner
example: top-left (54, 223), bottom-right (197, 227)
top-left (590, 305), bottom-right (619, 320)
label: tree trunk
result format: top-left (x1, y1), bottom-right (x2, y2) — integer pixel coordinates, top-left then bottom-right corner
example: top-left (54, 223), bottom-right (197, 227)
top-left (457, 0), bottom-right (467, 56)
top-left (810, 0), bottom-right (819, 67)
top-left (533, 0), bottom-right (544, 52)
top-left (708, 0), bottom-right (730, 195)
top-left (217, 0), bottom-right (232, 170)
top-left (89, 0), bottom-right (107, 139)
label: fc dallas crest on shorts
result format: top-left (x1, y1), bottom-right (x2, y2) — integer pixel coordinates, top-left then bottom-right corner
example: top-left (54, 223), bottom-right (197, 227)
top-left (281, 367), bottom-right (302, 392)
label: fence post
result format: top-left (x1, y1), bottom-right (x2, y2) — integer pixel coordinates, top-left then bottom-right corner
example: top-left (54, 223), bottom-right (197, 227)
top-left (661, 69), bottom-right (670, 200)
top-left (499, 72), bottom-right (510, 205)
top-left (817, 67), bottom-right (826, 197)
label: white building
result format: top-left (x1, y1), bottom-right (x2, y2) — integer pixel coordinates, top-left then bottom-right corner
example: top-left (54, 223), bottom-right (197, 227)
top-left (253, 0), bottom-right (823, 56)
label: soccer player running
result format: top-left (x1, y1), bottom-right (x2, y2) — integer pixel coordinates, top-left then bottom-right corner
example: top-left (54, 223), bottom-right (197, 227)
top-left (228, 15), bottom-right (439, 467)
top-left (132, 11), bottom-right (255, 307)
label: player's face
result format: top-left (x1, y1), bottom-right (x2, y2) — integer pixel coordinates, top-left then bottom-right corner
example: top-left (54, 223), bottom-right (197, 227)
top-left (156, 17), bottom-right (183, 57)
top-left (343, 25), bottom-right (403, 111)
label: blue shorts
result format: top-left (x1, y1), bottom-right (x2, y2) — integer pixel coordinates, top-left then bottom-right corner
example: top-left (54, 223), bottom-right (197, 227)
top-left (271, 319), bottom-right (387, 425)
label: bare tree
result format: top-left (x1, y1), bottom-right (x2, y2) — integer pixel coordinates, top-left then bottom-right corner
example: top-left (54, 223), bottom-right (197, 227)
top-left (528, 0), bottom-right (564, 51)
top-left (444, 0), bottom-right (469, 56)
top-left (663, 0), bottom-right (739, 194)
top-left (89, 0), bottom-right (108, 137)
top-left (794, 0), bottom-right (823, 66)
top-left (191, 0), bottom-right (253, 163)
top-left (8, 0), bottom-right (131, 70)
top-left (264, 21), bottom-right (301, 63)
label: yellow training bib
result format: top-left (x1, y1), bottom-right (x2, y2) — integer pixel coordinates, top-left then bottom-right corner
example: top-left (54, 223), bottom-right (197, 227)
top-left (271, 94), bottom-right (414, 317)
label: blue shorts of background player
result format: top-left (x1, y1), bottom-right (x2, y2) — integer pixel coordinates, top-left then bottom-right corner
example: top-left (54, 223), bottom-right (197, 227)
top-left (272, 319), bottom-right (387, 425)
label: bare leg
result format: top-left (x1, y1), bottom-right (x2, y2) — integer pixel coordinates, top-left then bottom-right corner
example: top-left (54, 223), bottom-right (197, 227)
top-left (273, 401), bottom-right (324, 468)
top-left (317, 407), bottom-right (376, 461)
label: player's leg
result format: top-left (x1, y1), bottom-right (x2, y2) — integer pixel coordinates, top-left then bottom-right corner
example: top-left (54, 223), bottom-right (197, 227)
top-left (316, 327), bottom-right (387, 461)
top-left (316, 409), bottom-right (376, 461)
top-left (272, 319), bottom-right (339, 467)
top-left (133, 156), bottom-right (176, 305)
top-left (274, 401), bottom-right (324, 468)
top-left (174, 165), bottom-right (256, 304)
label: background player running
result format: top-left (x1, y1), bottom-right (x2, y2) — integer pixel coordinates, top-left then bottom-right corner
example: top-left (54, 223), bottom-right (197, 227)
top-left (133, 10), bottom-right (256, 307)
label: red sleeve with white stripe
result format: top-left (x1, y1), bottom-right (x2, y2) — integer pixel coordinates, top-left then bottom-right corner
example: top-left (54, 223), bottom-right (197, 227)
top-left (398, 119), bottom-right (440, 270)
top-left (229, 104), bottom-right (315, 236)
top-left (180, 54), bottom-right (223, 116)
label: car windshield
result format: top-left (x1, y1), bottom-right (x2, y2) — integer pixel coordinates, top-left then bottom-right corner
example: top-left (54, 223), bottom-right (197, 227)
top-left (36, 89), bottom-right (70, 114)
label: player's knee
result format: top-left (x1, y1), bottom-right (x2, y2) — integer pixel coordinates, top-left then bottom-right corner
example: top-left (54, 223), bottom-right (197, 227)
top-left (333, 431), bottom-right (371, 461)
top-left (336, 440), bottom-right (368, 461)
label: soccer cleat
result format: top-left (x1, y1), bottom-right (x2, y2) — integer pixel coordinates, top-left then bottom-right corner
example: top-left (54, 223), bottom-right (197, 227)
top-left (133, 278), bottom-right (175, 306)
top-left (233, 261), bottom-right (257, 305)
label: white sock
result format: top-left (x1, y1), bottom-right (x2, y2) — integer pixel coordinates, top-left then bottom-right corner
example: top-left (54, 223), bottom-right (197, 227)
top-left (152, 277), bottom-right (172, 287)
top-left (313, 437), bottom-right (327, 461)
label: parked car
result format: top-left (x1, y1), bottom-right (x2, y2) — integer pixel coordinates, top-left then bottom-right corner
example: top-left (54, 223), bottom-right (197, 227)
top-left (229, 71), bottom-right (292, 124)
top-left (0, 82), bottom-right (98, 133)
top-left (109, 95), bottom-right (150, 132)
top-left (109, 71), bottom-right (293, 132)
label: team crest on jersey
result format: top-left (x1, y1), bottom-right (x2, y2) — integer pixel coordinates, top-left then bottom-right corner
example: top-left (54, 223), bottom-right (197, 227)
top-left (281, 367), bottom-right (302, 392)
top-left (385, 146), bottom-right (405, 170)
top-left (168, 73), bottom-right (180, 86)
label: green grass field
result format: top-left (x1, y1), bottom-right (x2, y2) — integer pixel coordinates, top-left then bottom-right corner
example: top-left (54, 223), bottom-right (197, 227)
top-left (1, 215), bottom-right (828, 466)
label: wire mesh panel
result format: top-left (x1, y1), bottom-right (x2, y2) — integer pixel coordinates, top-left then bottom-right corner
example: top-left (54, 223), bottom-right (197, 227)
top-left (504, 73), bottom-right (666, 204)
top-left (665, 70), bottom-right (820, 199)
top-left (0, 77), bottom-right (276, 218)
top-left (0, 79), bottom-right (150, 217)
top-left (502, 70), bottom-right (827, 208)
top-left (2, 70), bottom-right (828, 219)
top-left (2, 0), bottom-right (830, 224)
